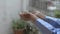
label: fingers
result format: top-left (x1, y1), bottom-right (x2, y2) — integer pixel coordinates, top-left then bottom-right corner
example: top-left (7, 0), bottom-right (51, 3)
top-left (19, 10), bottom-right (37, 18)
top-left (19, 11), bottom-right (28, 16)
top-left (32, 11), bottom-right (40, 14)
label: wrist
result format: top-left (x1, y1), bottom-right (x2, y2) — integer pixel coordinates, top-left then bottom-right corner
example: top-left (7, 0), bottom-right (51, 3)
top-left (31, 17), bottom-right (38, 22)
top-left (37, 14), bottom-right (46, 19)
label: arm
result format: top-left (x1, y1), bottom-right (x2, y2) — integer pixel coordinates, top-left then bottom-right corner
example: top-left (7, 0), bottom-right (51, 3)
top-left (31, 18), bottom-right (56, 34)
top-left (36, 14), bottom-right (60, 28)
top-left (34, 18), bottom-right (54, 30)
top-left (32, 11), bottom-right (60, 28)
top-left (32, 18), bottom-right (60, 34)
top-left (31, 15), bottom-right (60, 34)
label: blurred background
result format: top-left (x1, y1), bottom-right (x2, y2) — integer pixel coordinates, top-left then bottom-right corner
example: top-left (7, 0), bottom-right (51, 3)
top-left (29, 0), bottom-right (60, 17)
top-left (0, 0), bottom-right (60, 34)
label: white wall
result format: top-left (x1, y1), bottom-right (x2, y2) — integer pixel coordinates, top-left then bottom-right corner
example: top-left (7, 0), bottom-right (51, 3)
top-left (22, 0), bottom-right (29, 11)
top-left (0, 0), bottom-right (29, 34)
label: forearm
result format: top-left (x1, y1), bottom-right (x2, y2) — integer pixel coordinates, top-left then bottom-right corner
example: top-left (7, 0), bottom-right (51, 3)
top-left (35, 13), bottom-right (46, 19)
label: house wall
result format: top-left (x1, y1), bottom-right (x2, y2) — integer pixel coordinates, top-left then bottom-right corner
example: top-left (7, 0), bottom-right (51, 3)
top-left (0, 0), bottom-right (29, 34)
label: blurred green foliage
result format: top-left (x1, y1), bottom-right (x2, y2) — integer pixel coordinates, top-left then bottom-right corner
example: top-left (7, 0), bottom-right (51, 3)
top-left (55, 10), bottom-right (60, 18)
top-left (12, 19), bottom-right (26, 30)
top-left (12, 19), bottom-right (40, 34)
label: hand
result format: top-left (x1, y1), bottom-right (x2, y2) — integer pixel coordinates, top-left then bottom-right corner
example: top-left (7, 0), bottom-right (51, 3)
top-left (19, 11), bottom-right (38, 21)
top-left (32, 10), bottom-right (45, 19)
